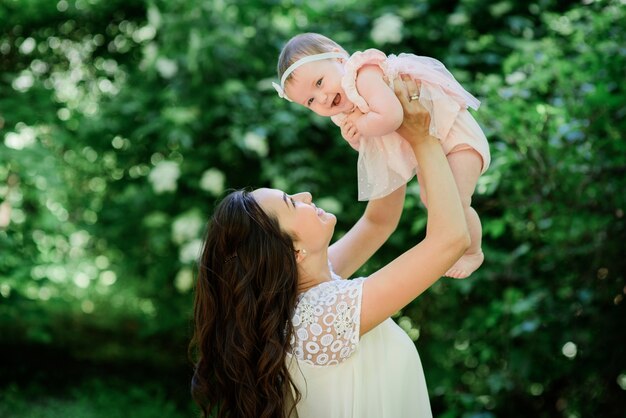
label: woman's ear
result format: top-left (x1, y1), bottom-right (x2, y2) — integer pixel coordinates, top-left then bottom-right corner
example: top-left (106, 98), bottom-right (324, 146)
top-left (295, 248), bottom-right (307, 263)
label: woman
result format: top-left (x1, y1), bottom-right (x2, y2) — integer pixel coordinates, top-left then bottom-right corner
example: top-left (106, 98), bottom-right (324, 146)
top-left (189, 77), bottom-right (470, 418)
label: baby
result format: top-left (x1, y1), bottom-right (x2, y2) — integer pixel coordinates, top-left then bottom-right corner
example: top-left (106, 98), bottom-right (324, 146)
top-left (273, 33), bottom-right (490, 279)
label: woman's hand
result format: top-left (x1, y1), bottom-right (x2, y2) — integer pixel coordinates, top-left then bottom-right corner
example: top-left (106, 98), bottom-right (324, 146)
top-left (393, 76), bottom-right (431, 146)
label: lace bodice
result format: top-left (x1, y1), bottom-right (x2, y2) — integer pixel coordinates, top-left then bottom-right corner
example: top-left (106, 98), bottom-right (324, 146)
top-left (289, 277), bottom-right (364, 367)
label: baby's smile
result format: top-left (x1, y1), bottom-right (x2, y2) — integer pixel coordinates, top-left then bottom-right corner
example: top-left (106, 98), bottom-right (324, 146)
top-left (332, 93), bottom-right (341, 107)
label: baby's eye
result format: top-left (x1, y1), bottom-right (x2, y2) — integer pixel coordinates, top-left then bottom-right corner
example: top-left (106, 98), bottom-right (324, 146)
top-left (316, 78), bottom-right (323, 87)
top-left (307, 98), bottom-right (314, 106)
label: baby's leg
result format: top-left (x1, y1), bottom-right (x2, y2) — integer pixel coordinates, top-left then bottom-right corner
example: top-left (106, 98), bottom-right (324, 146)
top-left (445, 148), bottom-right (484, 279)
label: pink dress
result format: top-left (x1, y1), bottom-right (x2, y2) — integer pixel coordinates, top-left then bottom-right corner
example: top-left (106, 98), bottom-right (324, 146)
top-left (331, 49), bottom-right (491, 201)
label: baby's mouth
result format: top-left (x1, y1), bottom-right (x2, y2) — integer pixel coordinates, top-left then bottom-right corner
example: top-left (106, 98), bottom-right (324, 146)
top-left (332, 93), bottom-right (341, 107)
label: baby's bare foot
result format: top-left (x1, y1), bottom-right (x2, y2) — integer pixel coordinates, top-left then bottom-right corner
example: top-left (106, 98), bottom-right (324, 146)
top-left (445, 251), bottom-right (484, 279)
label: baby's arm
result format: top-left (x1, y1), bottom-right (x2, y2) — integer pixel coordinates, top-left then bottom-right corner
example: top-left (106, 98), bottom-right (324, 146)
top-left (353, 65), bottom-right (404, 137)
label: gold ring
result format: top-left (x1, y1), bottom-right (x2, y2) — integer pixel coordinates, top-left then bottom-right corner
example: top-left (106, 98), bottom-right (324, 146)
top-left (409, 94), bottom-right (419, 101)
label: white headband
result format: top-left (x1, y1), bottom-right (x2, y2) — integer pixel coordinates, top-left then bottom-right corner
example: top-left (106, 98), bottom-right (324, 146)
top-left (272, 52), bottom-right (347, 102)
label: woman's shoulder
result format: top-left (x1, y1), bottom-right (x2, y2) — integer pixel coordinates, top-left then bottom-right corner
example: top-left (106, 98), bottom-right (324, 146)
top-left (290, 278), bottom-right (366, 366)
top-left (297, 277), bottom-right (365, 307)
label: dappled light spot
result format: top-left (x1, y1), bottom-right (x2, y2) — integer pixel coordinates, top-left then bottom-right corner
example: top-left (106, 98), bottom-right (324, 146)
top-left (128, 164), bottom-right (150, 179)
top-left (12, 72), bottom-right (34, 92)
top-left (81, 147), bottom-right (98, 163)
top-left (47, 265), bottom-right (68, 283)
top-left (34, 175), bottom-right (48, 190)
top-left (139, 299), bottom-right (156, 316)
top-left (454, 339), bottom-right (470, 351)
top-left (38, 287), bottom-right (52, 301)
top-left (148, 160), bottom-right (180, 194)
top-left (397, 316), bottom-right (420, 341)
top-left (70, 230), bottom-right (90, 248)
top-left (199, 168), bottom-right (225, 195)
top-left (242, 130), bottom-right (268, 157)
top-left (25, 285), bottom-right (39, 300)
top-left (88, 177), bottom-right (106, 193)
top-left (11, 208), bottom-right (26, 224)
top-left (97, 78), bottom-right (115, 94)
top-left (46, 199), bottom-right (69, 222)
top-left (529, 383), bottom-right (544, 396)
top-left (371, 14), bottom-right (403, 45)
top-left (179, 239), bottom-right (202, 264)
top-left (172, 210), bottom-right (204, 245)
top-left (4, 124), bottom-right (36, 149)
top-left (618, 374), bottom-right (626, 390)
top-left (73, 272), bottom-right (90, 288)
top-left (57, 107), bottom-right (71, 121)
top-left (175, 268), bottom-right (193, 293)
top-left (562, 341), bottom-right (577, 359)
top-left (81, 300), bottom-right (95, 313)
top-left (94, 255), bottom-right (110, 270)
top-left (111, 136), bottom-right (125, 149)
top-left (57, 0), bottom-right (68, 12)
top-left (155, 57), bottom-right (177, 78)
top-left (99, 270), bottom-right (117, 286)
top-left (0, 283), bottom-right (11, 298)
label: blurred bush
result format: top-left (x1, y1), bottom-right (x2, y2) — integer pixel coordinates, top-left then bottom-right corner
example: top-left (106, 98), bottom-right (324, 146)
top-left (0, 0), bottom-right (624, 417)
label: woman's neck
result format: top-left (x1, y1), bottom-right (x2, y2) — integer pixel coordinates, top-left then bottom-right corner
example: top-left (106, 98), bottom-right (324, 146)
top-left (296, 255), bottom-right (333, 294)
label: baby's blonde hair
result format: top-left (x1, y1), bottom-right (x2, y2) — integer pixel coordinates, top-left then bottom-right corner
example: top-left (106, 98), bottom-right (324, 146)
top-left (277, 33), bottom-right (346, 83)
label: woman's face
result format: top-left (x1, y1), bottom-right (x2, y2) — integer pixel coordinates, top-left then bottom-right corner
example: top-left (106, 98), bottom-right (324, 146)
top-left (251, 188), bottom-right (336, 253)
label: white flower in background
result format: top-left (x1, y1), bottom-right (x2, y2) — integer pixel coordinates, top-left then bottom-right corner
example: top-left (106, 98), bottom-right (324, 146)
top-left (175, 268), bottom-right (194, 293)
top-left (148, 160), bottom-right (180, 194)
top-left (243, 130), bottom-right (268, 157)
top-left (172, 210), bottom-right (204, 245)
top-left (19, 37), bottom-right (36, 55)
top-left (371, 13), bottom-right (404, 45)
top-left (132, 25), bottom-right (156, 43)
top-left (12, 71), bottom-right (34, 92)
top-left (155, 57), bottom-right (178, 78)
top-left (4, 124), bottom-right (36, 149)
top-left (200, 168), bottom-right (225, 195)
top-left (506, 71), bottom-right (527, 84)
top-left (179, 239), bottom-right (203, 264)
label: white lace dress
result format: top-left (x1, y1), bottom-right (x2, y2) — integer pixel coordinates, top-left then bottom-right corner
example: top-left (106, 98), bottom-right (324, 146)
top-left (286, 274), bottom-right (432, 418)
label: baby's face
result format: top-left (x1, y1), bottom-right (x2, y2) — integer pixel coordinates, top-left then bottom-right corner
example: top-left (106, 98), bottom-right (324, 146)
top-left (284, 58), bottom-right (354, 117)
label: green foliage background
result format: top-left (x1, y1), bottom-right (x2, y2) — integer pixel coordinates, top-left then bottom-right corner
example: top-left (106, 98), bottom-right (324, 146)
top-left (1, 0), bottom-right (625, 417)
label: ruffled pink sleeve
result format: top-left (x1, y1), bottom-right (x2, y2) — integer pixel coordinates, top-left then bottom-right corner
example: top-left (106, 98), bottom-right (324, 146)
top-left (341, 49), bottom-right (389, 114)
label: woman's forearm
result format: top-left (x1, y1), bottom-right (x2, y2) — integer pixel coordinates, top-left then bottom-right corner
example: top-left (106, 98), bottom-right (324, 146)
top-left (363, 184), bottom-right (406, 233)
top-left (412, 137), bottom-right (469, 245)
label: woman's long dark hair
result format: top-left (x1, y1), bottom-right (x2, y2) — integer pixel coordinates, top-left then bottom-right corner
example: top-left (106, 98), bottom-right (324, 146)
top-left (189, 190), bottom-right (301, 418)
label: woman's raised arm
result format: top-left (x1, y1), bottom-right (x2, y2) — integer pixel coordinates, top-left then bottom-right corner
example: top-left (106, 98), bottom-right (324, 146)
top-left (360, 76), bottom-right (471, 335)
top-left (328, 184), bottom-right (406, 279)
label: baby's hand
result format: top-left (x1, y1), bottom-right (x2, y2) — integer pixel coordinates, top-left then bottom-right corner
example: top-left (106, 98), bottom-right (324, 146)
top-left (340, 118), bottom-right (361, 151)
top-left (346, 107), bottom-right (364, 124)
